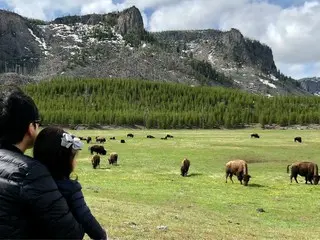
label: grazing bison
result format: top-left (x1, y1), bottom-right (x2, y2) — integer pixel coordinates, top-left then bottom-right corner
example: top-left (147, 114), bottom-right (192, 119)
top-left (86, 137), bottom-right (92, 144)
top-left (127, 133), bottom-right (134, 138)
top-left (251, 133), bottom-right (260, 138)
top-left (147, 135), bottom-right (155, 139)
top-left (108, 152), bottom-right (118, 165)
top-left (181, 158), bottom-right (190, 177)
top-left (89, 145), bottom-right (107, 155)
top-left (294, 137), bottom-right (302, 143)
top-left (91, 155), bottom-right (100, 169)
top-left (225, 159), bottom-right (251, 186)
top-left (287, 161), bottom-right (320, 185)
top-left (96, 136), bottom-right (106, 143)
top-left (161, 136), bottom-right (168, 140)
top-left (120, 139), bottom-right (126, 143)
top-left (79, 136), bottom-right (86, 141)
top-left (110, 137), bottom-right (116, 140)
top-left (166, 134), bottom-right (174, 138)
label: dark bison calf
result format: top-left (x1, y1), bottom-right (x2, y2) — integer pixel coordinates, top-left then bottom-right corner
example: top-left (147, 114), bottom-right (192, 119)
top-left (294, 137), bottom-right (302, 143)
top-left (225, 159), bottom-right (251, 186)
top-left (127, 133), bottom-right (134, 138)
top-left (96, 136), bottom-right (106, 143)
top-left (108, 152), bottom-right (118, 165)
top-left (89, 145), bottom-right (107, 155)
top-left (91, 155), bottom-right (100, 169)
top-left (147, 135), bottom-right (155, 138)
top-left (287, 161), bottom-right (320, 184)
top-left (120, 139), bottom-right (125, 143)
top-left (251, 133), bottom-right (260, 138)
top-left (181, 158), bottom-right (190, 177)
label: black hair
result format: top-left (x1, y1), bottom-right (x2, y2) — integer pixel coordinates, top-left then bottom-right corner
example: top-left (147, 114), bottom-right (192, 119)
top-left (33, 127), bottom-right (76, 180)
top-left (0, 85), bottom-right (39, 144)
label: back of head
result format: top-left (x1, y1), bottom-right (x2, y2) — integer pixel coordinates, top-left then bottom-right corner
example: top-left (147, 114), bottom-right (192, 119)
top-left (33, 127), bottom-right (76, 179)
top-left (0, 85), bottom-right (39, 145)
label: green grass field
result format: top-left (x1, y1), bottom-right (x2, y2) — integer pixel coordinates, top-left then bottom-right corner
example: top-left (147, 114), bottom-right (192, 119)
top-left (28, 129), bottom-right (320, 240)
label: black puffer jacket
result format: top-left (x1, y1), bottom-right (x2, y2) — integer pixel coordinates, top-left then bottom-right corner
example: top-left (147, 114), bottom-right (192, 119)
top-left (0, 143), bottom-right (85, 239)
top-left (56, 179), bottom-right (107, 240)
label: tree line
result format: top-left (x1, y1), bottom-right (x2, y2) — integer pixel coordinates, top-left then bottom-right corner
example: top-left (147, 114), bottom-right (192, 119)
top-left (23, 77), bottom-right (320, 128)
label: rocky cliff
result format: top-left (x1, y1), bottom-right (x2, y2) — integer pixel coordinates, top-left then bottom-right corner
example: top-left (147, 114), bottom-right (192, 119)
top-left (0, 6), bottom-right (308, 96)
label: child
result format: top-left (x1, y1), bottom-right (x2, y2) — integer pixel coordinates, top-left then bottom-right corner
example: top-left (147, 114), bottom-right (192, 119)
top-left (33, 127), bottom-right (107, 240)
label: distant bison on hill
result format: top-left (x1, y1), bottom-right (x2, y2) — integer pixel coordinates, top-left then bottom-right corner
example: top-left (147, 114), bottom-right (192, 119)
top-left (108, 152), bottom-right (118, 165)
top-left (89, 145), bottom-right (107, 155)
top-left (166, 134), bottom-right (174, 138)
top-left (110, 137), bottom-right (116, 140)
top-left (120, 139), bottom-right (126, 143)
top-left (181, 158), bottom-right (190, 177)
top-left (287, 161), bottom-right (319, 185)
top-left (127, 133), bottom-right (134, 138)
top-left (225, 159), bottom-right (251, 186)
top-left (251, 133), bottom-right (260, 138)
top-left (294, 137), bottom-right (302, 143)
top-left (91, 155), bottom-right (100, 169)
top-left (147, 135), bottom-right (155, 138)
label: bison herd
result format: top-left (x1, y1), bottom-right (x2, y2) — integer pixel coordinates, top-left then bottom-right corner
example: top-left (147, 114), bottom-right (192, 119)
top-left (79, 132), bottom-right (318, 186)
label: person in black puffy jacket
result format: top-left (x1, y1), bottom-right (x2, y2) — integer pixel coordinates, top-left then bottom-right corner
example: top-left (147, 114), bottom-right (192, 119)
top-left (33, 126), bottom-right (107, 240)
top-left (0, 85), bottom-right (85, 239)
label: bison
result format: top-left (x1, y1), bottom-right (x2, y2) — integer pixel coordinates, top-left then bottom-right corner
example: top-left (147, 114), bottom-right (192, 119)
top-left (287, 161), bottom-right (320, 185)
top-left (120, 139), bottom-right (126, 143)
top-left (127, 133), bottom-right (134, 138)
top-left (147, 135), bottom-right (155, 139)
top-left (89, 145), bottom-right (107, 155)
top-left (108, 152), bottom-right (118, 165)
top-left (251, 133), bottom-right (260, 138)
top-left (86, 137), bottom-right (92, 144)
top-left (166, 134), bottom-right (174, 138)
top-left (294, 137), bottom-right (302, 143)
top-left (181, 158), bottom-right (190, 177)
top-left (225, 159), bottom-right (251, 186)
top-left (110, 137), bottom-right (116, 140)
top-left (96, 136), bottom-right (106, 143)
top-left (91, 155), bottom-right (100, 169)
top-left (161, 136), bottom-right (168, 140)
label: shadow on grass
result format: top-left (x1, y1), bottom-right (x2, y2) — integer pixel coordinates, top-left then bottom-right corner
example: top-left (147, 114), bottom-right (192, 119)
top-left (186, 173), bottom-right (203, 177)
top-left (248, 183), bottom-right (265, 188)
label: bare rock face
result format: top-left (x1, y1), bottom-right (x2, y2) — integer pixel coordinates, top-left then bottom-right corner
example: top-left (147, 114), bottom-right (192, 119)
top-left (115, 6), bottom-right (144, 36)
top-left (0, 10), bottom-right (42, 74)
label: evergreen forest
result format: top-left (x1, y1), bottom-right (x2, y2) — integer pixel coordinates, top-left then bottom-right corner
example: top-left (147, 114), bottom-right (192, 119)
top-left (24, 78), bottom-right (320, 128)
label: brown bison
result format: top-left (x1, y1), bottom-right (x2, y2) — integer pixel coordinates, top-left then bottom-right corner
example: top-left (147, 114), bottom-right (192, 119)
top-left (108, 152), bottom-right (118, 165)
top-left (89, 145), bottom-right (107, 155)
top-left (251, 133), bottom-right (260, 138)
top-left (127, 133), bottom-right (134, 138)
top-left (294, 137), bottom-right (302, 143)
top-left (287, 161), bottom-right (320, 184)
top-left (91, 155), bottom-right (100, 169)
top-left (147, 135), bottom-right (155, 138)
top-left (225, 160), bottom-right (251, 186)
top-left (181, 158), bottom-right (190, 177)
top-left (166, 134), bottom-right (174, 138)
top-left (96, 136), bottom-right (106, 143)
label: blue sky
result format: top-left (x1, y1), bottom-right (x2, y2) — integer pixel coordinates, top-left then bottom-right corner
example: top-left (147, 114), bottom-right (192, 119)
top-left (0, 0), bottom-right (319, 79)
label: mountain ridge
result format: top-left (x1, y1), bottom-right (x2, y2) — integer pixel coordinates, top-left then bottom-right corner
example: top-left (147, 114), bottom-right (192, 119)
top-left (0, 6), bottom-right (309, 96)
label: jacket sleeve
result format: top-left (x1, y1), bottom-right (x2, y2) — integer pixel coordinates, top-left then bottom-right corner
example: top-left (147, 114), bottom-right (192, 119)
top-left (20, 162), bottom-right (85, 239)
top-left (68, 184), bottom-right (107, 240)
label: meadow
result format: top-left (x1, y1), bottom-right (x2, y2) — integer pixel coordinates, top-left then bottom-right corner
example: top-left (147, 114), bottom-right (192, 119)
top-left (28, 129), bottom-right (320, 240)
